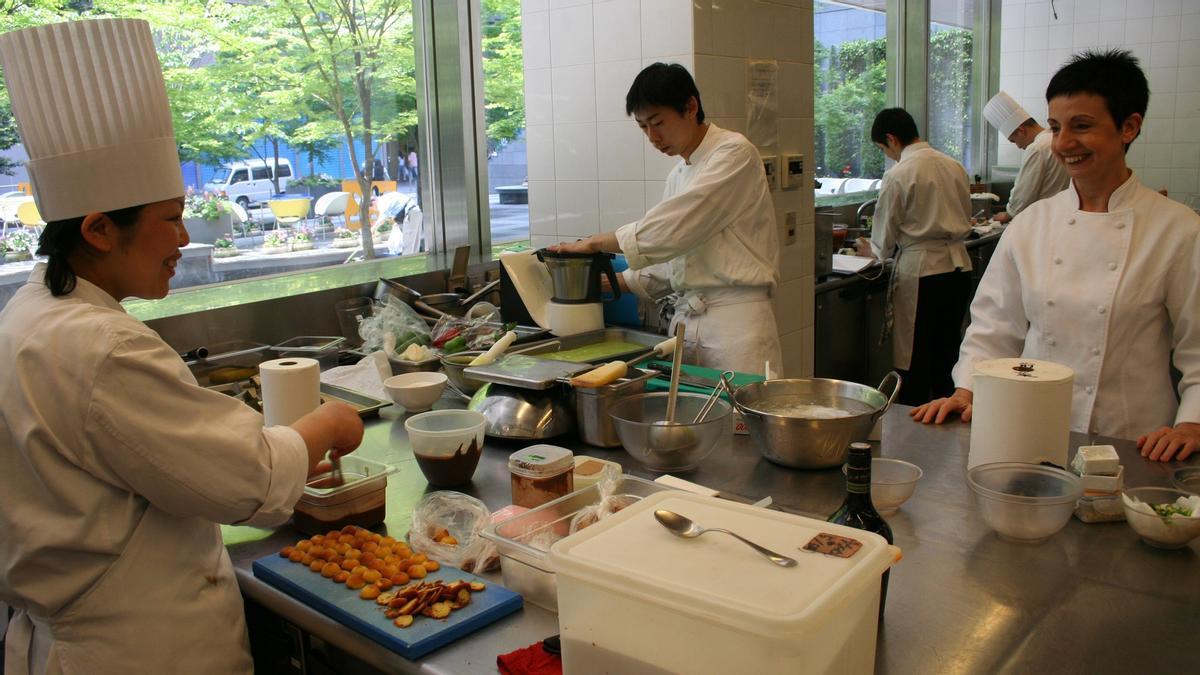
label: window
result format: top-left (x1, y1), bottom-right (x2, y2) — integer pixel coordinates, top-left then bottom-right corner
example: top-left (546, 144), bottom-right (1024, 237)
top-left (277, 164), bottom-right (292, 178)
top-left (479, 0), bottom-right (528, 247)
top-left (813, 0), bottom-right (888, 198)
top-left (251, 166), bottom-right (271, 180)
top-left (926, 1), bottom-right (978, 176)
top-left (230, 169), bottom-right (248, 184)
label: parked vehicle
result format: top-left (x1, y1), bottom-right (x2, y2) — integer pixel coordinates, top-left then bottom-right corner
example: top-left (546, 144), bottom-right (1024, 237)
top-left (204, 158), bottom-right (294, 208)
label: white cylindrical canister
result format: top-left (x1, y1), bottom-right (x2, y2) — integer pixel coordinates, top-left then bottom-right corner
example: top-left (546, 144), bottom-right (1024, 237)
top-left (968, 358), bottom-right (1073, 470)
top-left (259, 357), bottom-right (321, 427)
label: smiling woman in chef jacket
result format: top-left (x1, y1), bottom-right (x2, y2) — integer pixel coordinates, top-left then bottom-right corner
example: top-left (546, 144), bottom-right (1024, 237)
top-left (550, 63), bottom-right (782, 374)
top-left (0, 20), bottom-right (363, 674)
top-left (913, 49), bottom-right (1200, 463)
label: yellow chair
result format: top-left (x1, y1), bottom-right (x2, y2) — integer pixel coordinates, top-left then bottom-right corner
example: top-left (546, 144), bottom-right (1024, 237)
top-left (265, 197), bottom-right (310, 234)
top-left (16, 200), bottom-right (44, 227)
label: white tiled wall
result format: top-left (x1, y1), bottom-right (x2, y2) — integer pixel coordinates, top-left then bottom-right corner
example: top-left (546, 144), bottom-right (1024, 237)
top-left (524, 0), bottom-right (816, 376)
top-left (998, 0), bottom-right (1200, 202)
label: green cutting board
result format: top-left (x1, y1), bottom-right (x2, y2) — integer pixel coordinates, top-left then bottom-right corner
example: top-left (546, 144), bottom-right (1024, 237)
top-left (643, 360), bottom-right (765, 399)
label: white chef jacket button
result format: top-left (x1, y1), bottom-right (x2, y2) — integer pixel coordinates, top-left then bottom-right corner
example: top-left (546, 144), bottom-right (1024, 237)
top-left (1067, 218), bottom-right (1076, 225)
top-left (1054, 257), bottom-right (1063, 264)
top-left (1098, 306), bottom-right (1107, 314)
top-left (1086, 386), bottom-right (1095, 394)
top-left (1116, 223), bottom-right (1126, 229)
top-left (1092, 347), bottom-right (1100, 355)
top-left (1046, 299), bottom-right (1055, 306)
top-left (1047, 337), bottom-right (1057, 346)
top-left (1108, 262), bottom-right (1117, 271)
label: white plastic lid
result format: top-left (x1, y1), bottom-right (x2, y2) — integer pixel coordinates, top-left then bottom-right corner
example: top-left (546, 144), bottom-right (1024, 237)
top-left (549, 491), bottom-right (894, 637)
top-left (508, 444), bottom-right (574, 478)
top-left (975, 358), bottom-right (1073, 384)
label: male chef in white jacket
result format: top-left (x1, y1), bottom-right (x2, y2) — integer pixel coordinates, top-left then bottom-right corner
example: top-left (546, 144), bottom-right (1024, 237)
top-left (983, 91), bottom-right (1070, 222)
top-left (0, 19), bottom-right (363, 674)
top-left (856, 108), bottom-right (973, 406)
top-left (550, 63), bottom-right (781, 373)
top-left (913, 49), bottom-right (1200, 463)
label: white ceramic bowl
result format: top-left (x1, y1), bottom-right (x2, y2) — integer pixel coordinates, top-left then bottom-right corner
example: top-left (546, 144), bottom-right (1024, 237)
top-left (384, 371), bottom-right (447, 412)
top-left (842, 457), bottom-right (923, 515)
top-left (967, 463), bottom-right (1082, 543)
top-left (1121, 487), bottom-right (1200, 549)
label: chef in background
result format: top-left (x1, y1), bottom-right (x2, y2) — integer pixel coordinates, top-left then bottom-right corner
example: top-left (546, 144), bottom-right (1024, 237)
top-left (551, 63), bottom-right (781, 374)
top-left (855, 108), bottom-right (972, 406)
top-left (0, 19), bottom-right (363, 674)
top-left (912, 49), bottom-right (1200, 462)
top-left (983, 91), bottom-right (1070, 222)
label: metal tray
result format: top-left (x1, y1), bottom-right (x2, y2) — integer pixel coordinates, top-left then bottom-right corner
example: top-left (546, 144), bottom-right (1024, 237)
top-left (464, 355), bottom-right (592, 390)
top-left (208, 380), bottom-right (389, 418)
top-left (499, 327), bottom-right (664, 363)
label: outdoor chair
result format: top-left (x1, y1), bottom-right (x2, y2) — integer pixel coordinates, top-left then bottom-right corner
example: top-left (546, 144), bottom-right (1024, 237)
top-left (266, 196), bottom-right (311, 235)
top-left (314, 191), bottom-right (351, 236)
top-left (16, 200), bottom-right (44, 228)
top-left (228, 200), bottom-right (259, 242)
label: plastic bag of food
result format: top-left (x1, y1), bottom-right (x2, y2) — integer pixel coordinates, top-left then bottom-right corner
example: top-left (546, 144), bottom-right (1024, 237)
top-left (568, 464), bottom-right (638, 534)
top-left (359, 296), bottom-right (431, 357)
top-left (408, 491), bottom-right (499, 573)
top-left (429, 314), bottom-right (518, 355)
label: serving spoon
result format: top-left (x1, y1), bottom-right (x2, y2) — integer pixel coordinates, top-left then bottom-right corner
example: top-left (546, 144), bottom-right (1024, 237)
top-left (654, 509), bottom-right (797, 567)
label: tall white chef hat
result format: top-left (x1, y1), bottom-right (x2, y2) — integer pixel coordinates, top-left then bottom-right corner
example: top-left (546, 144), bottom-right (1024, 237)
top-left (983, 91), bottom-right (1033, 140)
top-left (0, 18), bottom-right (183, 222)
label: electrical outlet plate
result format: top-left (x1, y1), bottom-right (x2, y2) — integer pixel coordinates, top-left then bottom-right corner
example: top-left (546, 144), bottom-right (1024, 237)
top-left (761, 155), bottom-right (778, 190)
top-left (782, 154), bottom-right (804, 189)
top-left (784, 211), bottom-right (797, 245)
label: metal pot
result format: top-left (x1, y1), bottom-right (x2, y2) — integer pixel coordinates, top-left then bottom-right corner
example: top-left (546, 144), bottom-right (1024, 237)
top-left (573, 368), bottom-right (658, 447)
top-left (733, 372), bottom-right (900, 469)
top-left (419, 292), bottom-right (468, 317)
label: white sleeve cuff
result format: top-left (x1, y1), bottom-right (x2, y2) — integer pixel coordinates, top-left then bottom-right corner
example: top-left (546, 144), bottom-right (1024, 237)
top-left (615, 222), bottom-right (649, 269)
top-left (238, 425), bottom-right (309, 528)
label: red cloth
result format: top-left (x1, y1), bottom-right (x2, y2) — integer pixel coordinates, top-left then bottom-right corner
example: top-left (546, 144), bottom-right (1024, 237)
top-left (497, 642), bottom-right (562, 675)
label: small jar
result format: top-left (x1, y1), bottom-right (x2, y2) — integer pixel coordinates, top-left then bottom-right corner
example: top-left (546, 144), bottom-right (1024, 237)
top-left (509, 444), bottom-right (575, 509)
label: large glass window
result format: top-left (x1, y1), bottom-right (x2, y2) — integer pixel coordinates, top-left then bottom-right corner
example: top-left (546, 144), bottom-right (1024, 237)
top-left (926, 1), bottom-right (978, 176)
top-left (0, 1), bottom-right (426, 312)
top-left (813, 0), bottom-right (888, 199)
top-left (480, 0), bottom-right (528, 248)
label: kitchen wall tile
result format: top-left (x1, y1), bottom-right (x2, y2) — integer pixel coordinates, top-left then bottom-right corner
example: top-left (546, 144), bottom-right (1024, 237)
top-left (1144, 142), bottom-right (1174, 168)
top-left (1152, 42), bottom-right (1180, 69)
top-left (1148, 67), bottom-right (1178, 94)
top-left (694, 0), bottom-right (714, 56)
top-left (1182, 12), bottom-right (1200, 40)
top-left (1140, 167), bottom-right (1171, 191)
top-left (778, 4), bottom-right (807, 63)
top-left (523, 11), bottom-right (551, 70)
top-left (1187, 0), bottom-right (1200, 13)
top-left (1046, 48), bottom-right (1074, 73)
top-left (1046, 23), bottom-right (1074, 48)
top-left (550, 0), bottom-right (591, 9)
top-left (1178, 91), bottom-right (1200, 118)
top-left (595, 59), bottom-right (643, 121)
top-left (1126, 143), bottom-right (1146, 168)
top-left (1171, 143), bottom-right (1200, 168)
top-left (552, 64), bottom-right (597, 124)
top-left (745, 0), bottom-right (777, 60)
top-left (644, 180), bottom-right (667, 210)
top-left (528, 181), bottom-right (557, 236)
top-left (773, 276), bottom-right (805, 335)
top-left (778, 61), bottom-right (812, 117)
top-left (1001, 28), bottom-right (1021, 53)
top-left (526, 124), bottom-right (556, 181)
top-left (1023, 26), bottom-right (1049, 51)
top-left (598, 180), bottom-right (646, 232)
top-left (554, 180), bottom-right (600, 237)
top-left (550, 5), bottom-right (595, 68)
top-left (1173, 118), bottom-right (1200, 142)
top-left (1152, 15), bottom-right (1182, 43)
top-left (1073, 0), bottom-right (1100, 23)
top-left (641, 0), bottom-right (693, 59)
top-left (642, 54), bottom-right (694, 73)
top-left (1168, 168), bottom-right (1198, 195)
top-left (708, 115), bottom-right (748, 136)
top-left (1099, 0), bottom-right (1126, 21)
top-left (644, 139), bottom-right (680, 180)
top-left (1149, 92), bottom-right (1178, 118)
top-left (794, 326), bottom-right (817, 377)
top-left (1127, 1), bottom-right (1155, 19)
top-left (1155, 0), bottom-right (1183, 17)
top-left (1098, 20), bottom-right (1125, 46)
top-left (593, 0), bottom-right (641, 64)
top-left (530, 235), bottom-right (560, 250)
top-left (695, 55), bottom-right (746, 119)
top-left (1125, 17), bottom-right (1153, 43)
top-left (523, 0), bottom-right (549, 14)
top-left (1023, 49), bottom-right (1047, 75)
top-left (1025, 1), bottom-right (1051, 26)
top-left (1143, 119), bottom-right (1176, 144)
top-left (553, 122), bottom-right (598, 181)
top-left (1128, 43), bottom-right (1153, 68)
top-left (1006, 2), bottom-right (1027, 28)
top-left (526, 68), bottom-right (553, 126)
top-left (596, 120), bottom-right (645, 180)
top-left (1180, 40), bottom-right (1200, 67)
top-left (1072, 22), bottom-right (1098, 48)
top-left (712, 0), bottom-right (748, 58)
top-left (778, 217), bottom-right (811, 282)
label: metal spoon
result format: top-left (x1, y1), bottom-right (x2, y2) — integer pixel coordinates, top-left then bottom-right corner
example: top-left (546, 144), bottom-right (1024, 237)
top-left (328, 450), bottom-right (344, 487)
top-left (654, 509), bottom-right (797, 567)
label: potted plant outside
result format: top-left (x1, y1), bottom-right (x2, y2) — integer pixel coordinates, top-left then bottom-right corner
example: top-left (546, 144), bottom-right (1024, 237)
top-left (331, 227), bottom-right (358, 249)
top-left (2, 229), bottom-right (37, 263)
top-left (286, 174), bottom-right (341, 208)
top-left (183, 189), bottom-right (234, 245)
top-left (261, 231), bottom-right (289, 254)
top-left (291, 227), bottom-right (314, 251)
top-left (212, 234), bottom-right (241, 258)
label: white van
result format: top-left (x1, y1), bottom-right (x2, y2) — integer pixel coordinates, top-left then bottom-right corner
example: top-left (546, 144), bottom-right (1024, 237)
top-left (203, 158), bottom-right (294, 207)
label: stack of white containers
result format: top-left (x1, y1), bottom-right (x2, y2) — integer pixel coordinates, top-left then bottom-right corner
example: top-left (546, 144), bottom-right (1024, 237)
top-left (1071, 444), bottom-right (1126, 523)
top-left (549, 491), bottom-right (896, 674)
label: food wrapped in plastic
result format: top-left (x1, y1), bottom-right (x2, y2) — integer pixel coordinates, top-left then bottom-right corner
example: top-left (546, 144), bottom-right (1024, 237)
top-left (568, 464), bottom-right (639, 534)
top-left (407, 491), bottom-right (500, 573)
top-left (359, 296), bottom-right (432, 357)
top-left (430, 314), bottom-right (518, 354)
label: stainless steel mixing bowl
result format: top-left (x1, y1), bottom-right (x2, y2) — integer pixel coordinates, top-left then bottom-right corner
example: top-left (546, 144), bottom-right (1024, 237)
top-left (732, 372), bottom-right (900, 469)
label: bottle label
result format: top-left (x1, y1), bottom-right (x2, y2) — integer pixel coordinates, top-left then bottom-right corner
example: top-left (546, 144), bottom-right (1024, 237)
top-left (846, 465), bottom-right (870, 494)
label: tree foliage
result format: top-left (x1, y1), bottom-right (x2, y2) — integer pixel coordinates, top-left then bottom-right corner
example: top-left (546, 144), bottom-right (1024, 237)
top-left (481, 0), bottom-right (523, 153)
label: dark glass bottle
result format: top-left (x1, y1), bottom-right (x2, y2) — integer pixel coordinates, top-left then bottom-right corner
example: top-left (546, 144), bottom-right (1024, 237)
top-left (828, 442), bottom-right (893, 623)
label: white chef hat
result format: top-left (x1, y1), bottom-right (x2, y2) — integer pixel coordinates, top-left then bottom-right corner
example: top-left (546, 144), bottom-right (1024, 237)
top-left (983, 91), bottom-right (1033, 140)
top-left (0, 18), bottom-right (183, 222)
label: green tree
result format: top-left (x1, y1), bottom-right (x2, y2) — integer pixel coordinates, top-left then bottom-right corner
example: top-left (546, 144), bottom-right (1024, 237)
top-left (927, 28), bottom-right (973, 172)
top-left (814, 37), bottom-right (886, 179)
top-left (481, 0), bottom-right (523, 153)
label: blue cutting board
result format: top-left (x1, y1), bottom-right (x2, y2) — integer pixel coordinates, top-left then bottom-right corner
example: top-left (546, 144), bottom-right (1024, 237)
top-left (252, 554), bottom-right (523, 660)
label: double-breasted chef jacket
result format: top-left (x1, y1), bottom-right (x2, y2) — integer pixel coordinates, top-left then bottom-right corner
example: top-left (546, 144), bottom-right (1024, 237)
top-left (869, 141), bottom-right (974, 369)
top-left (1005, 128), bottom-right (1070, 217)
top-left (616, 124), bottom-right (783, 374)
top-left (953, 174), bottom-right (1200, 440)
top-left (1, 265), bottom-right (309, 674)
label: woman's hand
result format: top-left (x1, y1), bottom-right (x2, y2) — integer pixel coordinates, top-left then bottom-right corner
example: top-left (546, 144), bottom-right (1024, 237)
top-left (292, 401), bottom-right (365, 476)
top-left (910, 388), bottom-right (974, 424)
top-left (1136, 422), bottom-right (1200, 462)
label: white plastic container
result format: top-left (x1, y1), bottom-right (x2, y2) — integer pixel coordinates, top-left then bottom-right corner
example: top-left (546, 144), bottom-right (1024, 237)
top-left (549, 491), bottom-right (895, 675)
top-left (508, 444), bottom-right (574, 509)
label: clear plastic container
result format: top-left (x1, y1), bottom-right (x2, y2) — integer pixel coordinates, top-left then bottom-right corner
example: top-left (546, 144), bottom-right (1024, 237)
top-left (480, 475), bottom-right (670, 611)
top-left (187, 339), bottom-right (270, 386)
top-left (270, 336), bottom-right (346, 371)
top-left (292, 456), bottom-right (394, 535)
top-left (573, 455), bottom-right (622, 492)
top-left (508, 444), bottom-right (574, 509)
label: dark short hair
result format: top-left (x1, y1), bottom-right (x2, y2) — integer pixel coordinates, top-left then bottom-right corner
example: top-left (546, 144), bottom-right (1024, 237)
top-left (38, 204), bottom-right (146, 296)
top-left (1046, 49), bottom-right (1148, 133)
top-left (625, 63), bottom-right (705, 123)
top-left (870, 108), bottom-right (919, 146)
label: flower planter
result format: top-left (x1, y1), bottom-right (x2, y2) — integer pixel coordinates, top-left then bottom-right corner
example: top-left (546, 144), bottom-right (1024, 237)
top-left (184, 215), bottom-right (235, 245)
top-left (291, 241), bottom-right (314, 252)
top-left (4, 250), bottom-right (32, 263)
top-left (332, 238), bottom-right (359, 249)
top-left (261, 244), bottom-right (289, 255)
top-left (213, 247), bottom-right (241, 259)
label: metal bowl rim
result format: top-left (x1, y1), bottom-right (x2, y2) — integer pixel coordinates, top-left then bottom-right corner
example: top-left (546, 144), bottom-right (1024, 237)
top-left (733, 377), bottom-right (888, 418)
top-left (607, 391), bottom-right (732, 426)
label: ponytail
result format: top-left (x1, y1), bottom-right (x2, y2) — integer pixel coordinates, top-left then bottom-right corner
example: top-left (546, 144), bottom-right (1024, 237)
top-left (36, 204), bottom-right (146, 296)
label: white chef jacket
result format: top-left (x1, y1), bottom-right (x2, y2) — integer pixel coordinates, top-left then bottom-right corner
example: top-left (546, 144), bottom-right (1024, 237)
top-left (1005, 129), bottom-right (1069, 217)
top-left (615, 124), bottom-right (782, 373)
top-left (0, 266), bottom-right (309, 674)
top-left (869, 142), bottom-right (973, 369)
top-left (953, 174), bottom-right (1200, 440)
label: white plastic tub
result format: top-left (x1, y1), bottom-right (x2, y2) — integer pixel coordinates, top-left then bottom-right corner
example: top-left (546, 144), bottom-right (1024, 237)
top-left (549, 491), bottom-right (895, 674)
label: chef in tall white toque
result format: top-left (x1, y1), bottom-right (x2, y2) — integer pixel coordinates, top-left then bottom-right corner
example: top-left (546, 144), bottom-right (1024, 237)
top-left (983, 91), bottom-right (1070, 222)
top-left (0, 19), bottom-right (363, 674)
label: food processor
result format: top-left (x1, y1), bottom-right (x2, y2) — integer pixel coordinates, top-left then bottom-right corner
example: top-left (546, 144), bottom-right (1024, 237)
top-left (498, 249), bottom-right (623, 336)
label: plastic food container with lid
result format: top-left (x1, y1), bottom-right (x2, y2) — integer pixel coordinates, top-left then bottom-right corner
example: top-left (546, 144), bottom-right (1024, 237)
top-left (292, 455), bottom-right (394, 535)
top-left (549, 491), bottom-right (896, 674)
top-left (508, 444), bottom-right (574, 509)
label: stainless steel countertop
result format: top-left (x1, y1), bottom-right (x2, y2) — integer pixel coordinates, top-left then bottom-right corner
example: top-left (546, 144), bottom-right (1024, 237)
top-left (226, 402), bottom-right (1199, 674)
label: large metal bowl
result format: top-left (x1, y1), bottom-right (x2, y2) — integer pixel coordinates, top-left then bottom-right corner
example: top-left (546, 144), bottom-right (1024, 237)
top-left (733, 372), bottom-right (900, 469)
top-left (608, 392), bottom-right (731, 472)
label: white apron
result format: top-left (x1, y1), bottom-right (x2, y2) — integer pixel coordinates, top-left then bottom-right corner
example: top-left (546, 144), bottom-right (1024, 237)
top-left (670, 287), bottom-right (783, 375)
top-left (884, 238), bottom-right (971, 370)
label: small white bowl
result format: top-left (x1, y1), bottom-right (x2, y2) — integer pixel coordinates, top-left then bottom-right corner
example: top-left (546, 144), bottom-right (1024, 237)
top-left (842, 457), bottom-right (923, 515)
top-left (1121, 487), bottom-right (1200, 549)
top-left (384, 372), bottom-right (447, 412)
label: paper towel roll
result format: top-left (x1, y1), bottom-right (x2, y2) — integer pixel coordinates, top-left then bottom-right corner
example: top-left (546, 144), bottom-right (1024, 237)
top-left (968, 358), bottom-right (1073, 470)
top-left (260, 357), bottom-right (321, 427)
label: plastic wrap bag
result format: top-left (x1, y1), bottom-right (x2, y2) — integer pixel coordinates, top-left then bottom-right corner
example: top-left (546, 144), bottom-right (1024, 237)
top-left (430, 314), bottom-right (517, 354)
top-left (408, 491), bottom-right (499, 573)
top-left (568, 465), bottom-right (638, 534)
top-left (359, 296), bottom-right (431, 357)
